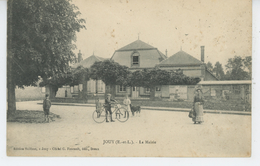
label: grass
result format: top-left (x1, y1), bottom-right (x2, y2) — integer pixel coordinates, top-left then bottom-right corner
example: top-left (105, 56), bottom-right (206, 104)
top-left (7, 110), bottom-right (61, 123)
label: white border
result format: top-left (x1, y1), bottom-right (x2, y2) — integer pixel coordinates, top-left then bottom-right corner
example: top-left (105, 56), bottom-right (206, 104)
top-left (1, 0), bottom-right (260, 165)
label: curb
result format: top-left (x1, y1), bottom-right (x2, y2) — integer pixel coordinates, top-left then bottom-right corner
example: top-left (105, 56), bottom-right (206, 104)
top-left (37, 103), bottom-right (251, 116)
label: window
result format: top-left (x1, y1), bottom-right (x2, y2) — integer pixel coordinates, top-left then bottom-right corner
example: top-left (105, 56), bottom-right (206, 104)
top-left (74, 85), bottom-right (79, 93)
top-left (132, 87), bottom-right (136, 91)
top-left (156, 87), bottom-right (161, 91)
top-left (119, 85), bottom-right (126, 92)
top-left (79, 84), bottom-right (83, 91)
top-left (70, 86), bottom-right (74, 93)
top-left (87, 80), bottom-right (96, 93)
top-left (87, 81), bottom-right (91, 92)
top-left (132, 52), bottom-right (140, 66)
top-left (41, 87), bottom-right (46, 93)
top-left (97, 80), bottom-right (104, 92)
top-left (133, 56), bottom-right (139, 65)
top-left (145, 88), bottom-right (150, 93)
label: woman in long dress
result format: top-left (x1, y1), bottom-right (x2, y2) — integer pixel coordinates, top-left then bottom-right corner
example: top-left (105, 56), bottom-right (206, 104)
top-left (192, 88), bottom-right (204, 124)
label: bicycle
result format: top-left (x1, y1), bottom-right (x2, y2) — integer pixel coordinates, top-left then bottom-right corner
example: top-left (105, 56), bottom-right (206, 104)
top-left (92, 102), bottom-right (129, 123)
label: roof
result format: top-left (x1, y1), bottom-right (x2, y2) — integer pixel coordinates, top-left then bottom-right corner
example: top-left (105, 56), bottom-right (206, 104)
top-left (158, 50), bottom-right (203, 66)
top-left (72, 55), bottom-right (105, 68)
top-left (111, 40), bottom-right (166, 68)
top-left (118, 39), bottom-right (155, 51)
top-left (198, 80), bottom-right (252, 85)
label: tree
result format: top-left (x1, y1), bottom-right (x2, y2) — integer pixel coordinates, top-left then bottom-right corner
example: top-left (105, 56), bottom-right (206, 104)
top-left (243, 56), bottom-right (252, 78)
top-left (213, 61), bottom-right (225, 80)
top-left (89, 60), bottom-right (130, 97)
top-left (89, 60), bottom-right (200, 99)
top-left (225, 56), bottom-right (251, 80)
top-left (7, 0), bottom-right (86, 117)
top-left (206, 62), bottom-right (214, 72)
top-left (39, 66), bottom-right (90, 97)
top-left (128, 69), bottom-right (200, 100)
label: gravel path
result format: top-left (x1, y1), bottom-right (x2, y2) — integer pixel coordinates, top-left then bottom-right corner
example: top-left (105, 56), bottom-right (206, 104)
top-left (7, 101), bottom-right (251, 157)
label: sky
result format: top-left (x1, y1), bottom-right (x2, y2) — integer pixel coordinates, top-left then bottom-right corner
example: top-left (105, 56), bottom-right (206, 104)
top-left (71, 0), bottom-right (252, 68)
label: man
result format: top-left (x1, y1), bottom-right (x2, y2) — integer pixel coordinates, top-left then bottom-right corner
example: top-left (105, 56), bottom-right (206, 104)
top-left (104, 94), bottom-right (116, 122)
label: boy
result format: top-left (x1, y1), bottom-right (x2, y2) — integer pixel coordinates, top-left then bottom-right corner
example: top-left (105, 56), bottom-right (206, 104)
top-left (95, 98), bottom-right (103, 117)
top-left (43, 94), bottom-right (52, 122)
top-left (104, 94), bottom-right (116, 122)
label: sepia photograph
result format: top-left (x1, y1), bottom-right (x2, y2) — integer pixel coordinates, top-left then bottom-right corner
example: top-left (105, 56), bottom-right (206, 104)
top-left (5, 0), bottom-right (255, 158)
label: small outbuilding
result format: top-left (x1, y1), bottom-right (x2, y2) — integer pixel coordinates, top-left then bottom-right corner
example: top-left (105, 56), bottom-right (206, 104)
top-left (197, 80), bottom-right (251, 103)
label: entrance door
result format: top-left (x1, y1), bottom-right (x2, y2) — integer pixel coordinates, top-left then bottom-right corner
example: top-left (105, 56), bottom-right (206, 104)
top-left (132, 86), bottom-right (139, 98)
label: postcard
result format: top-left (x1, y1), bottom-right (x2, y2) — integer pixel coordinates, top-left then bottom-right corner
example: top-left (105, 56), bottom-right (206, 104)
top-left (6, 0), bottom-right (252, 157)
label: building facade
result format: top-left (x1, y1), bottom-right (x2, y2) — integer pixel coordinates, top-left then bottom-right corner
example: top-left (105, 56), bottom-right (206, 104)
top-left (55, 52), bottom-right (106, 102)
top-left (157, 46), bottom-right (217, 81)
top-left (111, 41), bottom-right (217, 100)
top-left (111, 39), bottom-right (167, 99)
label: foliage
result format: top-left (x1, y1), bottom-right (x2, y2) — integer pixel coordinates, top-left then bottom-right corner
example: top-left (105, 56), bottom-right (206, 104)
top-left (213, 61), bottom-right (225, 80)
top-left (89, 60), bottom-right (200, 88)
top-left (243, 56), bottom-right (252, 76)
top-left (206, 62), bottom-right (213, 72)
top-left (225, 56), bottom-right (251, 80)
top-left (89, 60), bottom-right (130, 86)
top-left (8, 0), bottom-right (86, 88)
top-left (128, 69), bottom-right (201, 87)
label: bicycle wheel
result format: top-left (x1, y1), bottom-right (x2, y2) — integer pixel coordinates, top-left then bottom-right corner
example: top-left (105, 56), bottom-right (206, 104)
top-left (115, 107), bottom-right (129, 122)
top-left (92, 108), bottom-right (106, 123)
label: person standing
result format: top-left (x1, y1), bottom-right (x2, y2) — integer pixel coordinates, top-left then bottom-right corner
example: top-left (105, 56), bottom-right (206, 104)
top-left (95, 98), bottom-right (103, 117)
top-left (43, 94), bottom-right (51, 123)
top-left (104, 94), bottom-right (116, 122)
top-left (123, 94), bottom-right (131, 117)
top-left (192, 87), bottom-right (204, 124)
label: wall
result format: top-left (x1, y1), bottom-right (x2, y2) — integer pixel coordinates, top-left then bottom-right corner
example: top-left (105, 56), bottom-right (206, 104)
top-left (201, 84), bottom-right (251, 102)
top-left (112, 49), bottom-right (163, 68)
top-left (56, 86), bottom-right (73, 98)
top-left (161, 85), bottom-right (196, 101)
top-left (55, 79), bottom-right (106, 100)
top-left (115, 85), bottom-right (131, 97)
top-left (139, 87), bottom-right (150, 97)
top-left (16, 86), bottom-right (46, 101)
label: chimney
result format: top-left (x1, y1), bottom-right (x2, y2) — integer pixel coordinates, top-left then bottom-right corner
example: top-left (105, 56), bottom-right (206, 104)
top-left (165, 49), bottom-right (168, 57)
top-left (78, 50), bottom-right (82, 63)
top-left (201, 46), bottom-right (205, 62)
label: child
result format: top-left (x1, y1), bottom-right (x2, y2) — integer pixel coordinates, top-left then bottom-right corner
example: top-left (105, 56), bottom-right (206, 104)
top-left (104, 93), bottom-right (116, 122)
top-left (43, 94), bottom-right (52, 122)
top-left (95, 98), bottom-right (103, 117)
top-left (123, 94), bottom-right (131, 117)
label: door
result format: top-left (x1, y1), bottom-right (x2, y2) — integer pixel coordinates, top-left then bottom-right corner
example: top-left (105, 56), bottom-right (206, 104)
top-left (132, 86), bottom-right (139, 98)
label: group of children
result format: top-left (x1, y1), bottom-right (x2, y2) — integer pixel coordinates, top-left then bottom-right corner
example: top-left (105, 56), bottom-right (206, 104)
top-left (43, 93), bottom-right (131, 123)
top-left (96, 93), bottom-right (131, 123)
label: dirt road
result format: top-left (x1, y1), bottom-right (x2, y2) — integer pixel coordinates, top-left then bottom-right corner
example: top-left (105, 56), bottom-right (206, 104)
top-left (7, 101), bottom-right (251, 157)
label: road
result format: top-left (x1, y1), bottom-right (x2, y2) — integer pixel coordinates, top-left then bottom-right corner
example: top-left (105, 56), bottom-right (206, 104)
top-left (7, 101), bottom-right (251, 157)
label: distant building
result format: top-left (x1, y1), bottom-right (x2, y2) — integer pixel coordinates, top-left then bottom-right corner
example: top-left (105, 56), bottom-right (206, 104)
top-left (55, 51), bottom-right (106, 101)
top-left (157, 46), bottom-right (217, 81)
top-left (198, 80), bottom-right (251, 103)
top-left (150, 46), bottom-right (218, 101)
top-left (111, 39), bottom-right (167, 99)
top-left (111, 41), bottom-right (217, 100)
top-left (111, 39), bottom-right (167, 70)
